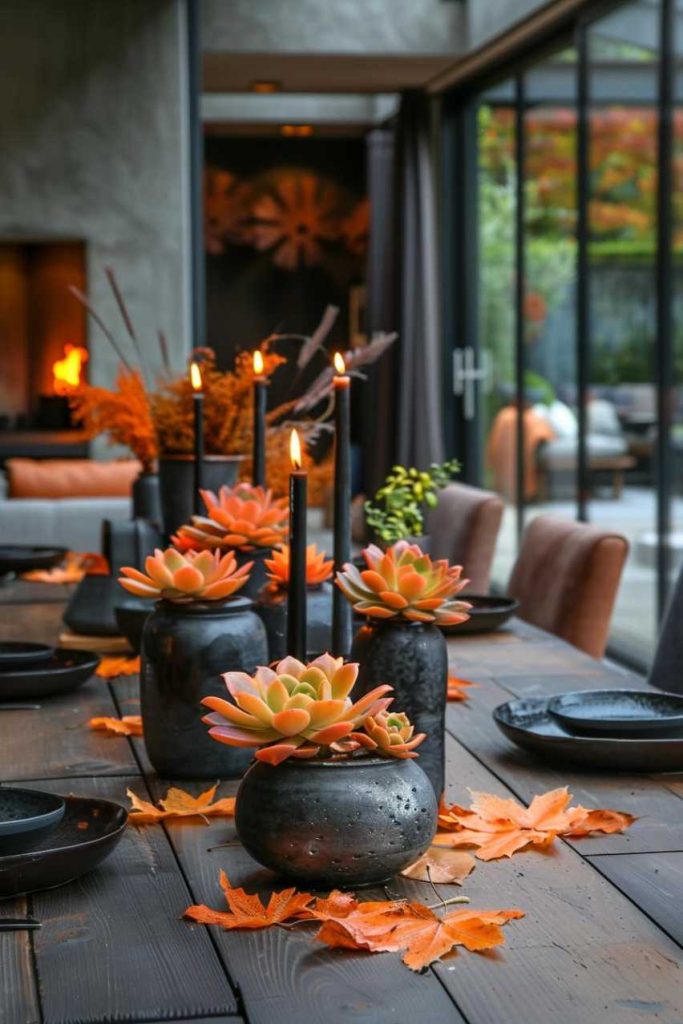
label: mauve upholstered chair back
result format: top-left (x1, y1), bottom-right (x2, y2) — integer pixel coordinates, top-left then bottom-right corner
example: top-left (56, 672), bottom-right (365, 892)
top-left (508, 515), bottom-right (628, 659)
top-left (427, 483), bottom-right (504, 594)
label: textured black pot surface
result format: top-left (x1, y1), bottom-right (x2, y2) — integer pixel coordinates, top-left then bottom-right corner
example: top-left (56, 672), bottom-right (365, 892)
top-left (255, 582), bottom-right (333, 662)
top-left (351, 619), bottom-right (447, 798)
top-left (131, 472), bottom-right (162, 525)
top-left (235, 548), bottom-right (270, 600)
top-left (236, 756), bottom-right (437, 888)
top-left (141, 596), bottom-right (267, 779)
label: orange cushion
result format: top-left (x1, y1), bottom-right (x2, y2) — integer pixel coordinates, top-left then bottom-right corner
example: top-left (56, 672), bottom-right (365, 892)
top-left (7, 458), bottom-right (141, 499)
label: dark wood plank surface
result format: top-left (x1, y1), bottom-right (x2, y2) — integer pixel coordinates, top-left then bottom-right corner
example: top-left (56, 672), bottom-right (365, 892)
top-left (588, 851), bottom-right (683, 948)
top-left (0, 896), bottom-right (40, 1024)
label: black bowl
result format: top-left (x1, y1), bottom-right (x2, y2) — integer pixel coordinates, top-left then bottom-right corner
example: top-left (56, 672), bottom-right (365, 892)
top-left (0, 642), bottom-right (54, 670)
top-left (0, 546), bottom-right (67, 575)
top-left (114, 602), bottom-right (151, 655)
top-left (0, 788), bottom-right (65, 855)
top-left (0, 648), bottom-right (100, 701)
top-left (440, 595), bottom-right (520, 636)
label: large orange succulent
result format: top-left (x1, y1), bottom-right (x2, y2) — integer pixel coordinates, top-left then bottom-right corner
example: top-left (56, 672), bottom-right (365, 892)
top-left (118, 547), bottom-right (251, 603)
top-left (174, 482), bottom-right (288, 552)
top-left (336, 541), bottom-right (471, 626)
top-left (264, 543), bottom-right (333, 591)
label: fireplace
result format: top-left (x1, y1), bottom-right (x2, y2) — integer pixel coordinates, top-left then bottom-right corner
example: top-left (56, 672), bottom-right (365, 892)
top-left (0, 241), bottom-right (89, 456)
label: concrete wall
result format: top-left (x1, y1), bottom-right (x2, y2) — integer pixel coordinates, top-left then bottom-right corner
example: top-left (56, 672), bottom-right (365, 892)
top-left (466, 0), bottom-right (555, 50)
top-left (0, 0), bottom-right (191, 398)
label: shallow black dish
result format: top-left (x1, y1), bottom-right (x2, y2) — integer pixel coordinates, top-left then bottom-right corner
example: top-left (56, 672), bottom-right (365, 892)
top-left (0, 795), bottom-right (127, 897)
top-left (114, 602), bottom-right (151, 655)
top-left (0, 789), bottom-right (65, 856)
top-left (0, 546), bottom-right (67, 575)
top-left (548, 689), bottom-right (683, 735)
top-left (440, 595), bottom-right (519, 636)
top-left (0, 649), bottom-right (99, 701)
top-left (0, 642), bottom-right (53, 670)
top-left (494, 696), bottom-right (683, 771)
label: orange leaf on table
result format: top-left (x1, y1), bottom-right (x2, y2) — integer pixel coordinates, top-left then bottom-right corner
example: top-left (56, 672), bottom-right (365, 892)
top-left (126, 782), bottom-right (235, 825)
top-left (437, 786), bottom-right (635, 861)
top-left (184, 870), bottom-right (313, 929)
top-left (96, 655), bottom-right (141, 679)
top-left (447, 675), bottom-right (476, 702)
top-left (22, 551), bottom-right (109, 584)
top-left (89, 715), bottom-right (143, 736)
top-left (401, 847), bottom-right (476, 884)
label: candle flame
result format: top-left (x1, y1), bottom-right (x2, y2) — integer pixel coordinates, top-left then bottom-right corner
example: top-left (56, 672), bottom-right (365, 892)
top-left (253, 350), bottom-right (264, 375)
top-left (333, 352), bottom-right (346, 375)
top-left (190, 361), bottom-right (203, 392)
top-left (290, 428), bottom-right (302, 470)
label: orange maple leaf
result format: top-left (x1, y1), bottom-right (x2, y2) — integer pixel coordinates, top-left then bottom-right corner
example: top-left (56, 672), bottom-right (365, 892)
top-left (401, 847), bottom-right (476, 884)
top-left (437, 787), bottom-right (635, 860)
top-left (447, 675), bottom-right (476, 701)
top-left (184, 871), bottom-right (313, 929)
top-left (89, 715), bottom-right (143, 736)
top-left (96, 656), bottom-right (141, 679)
top-left (22, 551), bottom-right (109, 584)
top-left (126, 783), bottom-right (235, 825)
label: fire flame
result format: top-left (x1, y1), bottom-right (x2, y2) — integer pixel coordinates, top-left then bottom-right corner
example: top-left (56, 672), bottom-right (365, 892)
top-left (290, 428), bottom-right (302, 470)
top-left (53, 344), bottom-right (88, 395)
top-left (333, 352), bottom-right (346, 375)
top-left (190, 361), bottom-right (203, 392)
top-left (253, 350), bottom-right (264, 375)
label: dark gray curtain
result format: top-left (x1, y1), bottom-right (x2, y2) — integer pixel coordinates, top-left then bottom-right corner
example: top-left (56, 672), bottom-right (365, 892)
top-left (396, 92), bottom-right (445, 468)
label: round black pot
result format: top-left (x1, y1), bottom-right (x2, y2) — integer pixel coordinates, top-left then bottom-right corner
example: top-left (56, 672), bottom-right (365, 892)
top-left (140, 595), bottom-right (268, 779)
top-left (114, 600), bottom-right (152, 655)
top-left (351, 619), bottom-right (447, 798)
top-left (158, 454), bottom-right (243, 538)
top-left (255, 582), bottom-right (333, 662)
top-left (235, 548), bottom-right (270, 601)
top-left (235, 756), bottom-right (437, 888)
top-left (132, 471), bottom-right (162, 526)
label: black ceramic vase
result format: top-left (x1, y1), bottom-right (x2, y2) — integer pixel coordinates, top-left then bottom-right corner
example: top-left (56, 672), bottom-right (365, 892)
top-left (158, 454), bottom-right (243, 537)
top-left (63, 574), bottom-right (123, 636)
top-left (351, 619), bottom-right (447, 798)
top-left (132, 471), bottom-right (162, 526)
top-left (140, 595), bottom-right (268, 778)
top-left (255, 582), bottom-right (333, 661)
top-left (235, 756), bottom-right (437, 888)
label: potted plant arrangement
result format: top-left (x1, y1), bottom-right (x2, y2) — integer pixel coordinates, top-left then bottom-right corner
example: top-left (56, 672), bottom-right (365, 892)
top-left (173, 483), bottom-right (289, 598)
top-left (336, 541), bottom-right (471, 797)
top-left (255, 543), bottom-right (334, 660)
top-left (364, 459), bottom-right (461, 548)
top-left (202, 653), bottom-right (437, 888)
top-left (119, 546), bottom-right (267, 778)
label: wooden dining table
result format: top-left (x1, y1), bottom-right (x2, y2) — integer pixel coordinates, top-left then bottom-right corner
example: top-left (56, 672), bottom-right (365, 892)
top-left (1, 578), bottom-right (682, 1024)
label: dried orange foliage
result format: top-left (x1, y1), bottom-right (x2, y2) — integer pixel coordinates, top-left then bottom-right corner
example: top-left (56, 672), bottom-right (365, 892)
top-left (89, 715), bottom-right (143, 736)
top-left (240, 427), bottom-right (333, 507)
top-left (184, 871), bottom-right (313, 930)
top-left (70, 368), bottom-right (157, 471)
top-left (436, 787), bottom-right (636, 861)
top-left (96, 655), bottom-right (141, 679)
top-left (152, 348), bottom-right (285, 456)
top-left (126, 783), bottom-right (235, 825)
top-left (401, 848), bottom-right (476, 885)
top-left (22, 551), bottom-right (109, 584)
top-left (183, 872), bottom-right (523, 972)
top-left (447, 675), bottom-right (476, 702)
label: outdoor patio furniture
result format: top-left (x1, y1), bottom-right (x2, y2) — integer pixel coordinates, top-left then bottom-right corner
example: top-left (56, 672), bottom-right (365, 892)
top-left (427, 482), bottom-right (504, 593)
top-left (507, 515), bottom-right (629, 657)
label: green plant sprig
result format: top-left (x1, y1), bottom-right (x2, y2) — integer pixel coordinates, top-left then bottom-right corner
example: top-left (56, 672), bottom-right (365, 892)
top-left (365, 459), bottom-right (460, 543)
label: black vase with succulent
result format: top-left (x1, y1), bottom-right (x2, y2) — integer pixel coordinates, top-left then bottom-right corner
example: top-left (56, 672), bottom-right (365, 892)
top-left (364, 459), bottom-right (461, 549)
top-left (336, 541), bottom-right (471, 798)
top-left (201, 653), bottom-right (437, 888)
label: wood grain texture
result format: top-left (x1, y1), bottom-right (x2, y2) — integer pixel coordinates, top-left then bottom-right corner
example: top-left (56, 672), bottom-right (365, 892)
top-left (0, 601), bottom-right (65, 644)
top-left (588, 851), bottom-right (683, 948)
top-left (13, 775), bottom-right (238, 1024)
top-left (0, 580), bottom-right (73, 606)
top-left (0, 896), bottom-right (40, 1024)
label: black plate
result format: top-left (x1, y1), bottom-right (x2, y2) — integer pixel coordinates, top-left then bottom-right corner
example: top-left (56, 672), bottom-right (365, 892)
top-left (493, 696), bottom-right (683, 771)
top-left (440, 595), bottom-right (520, 636)
top-left (0, 789), bottom-right (65, 856)
top-left (548, 689), bottom-right (683, 736)
top-left (0, 642), bottom-right (54, 670)
top-left (0, 795), bottom-right (127, 898)
top-left (0, 649), bottom-right (100, 701)
top-left (0, 546), bottom-right (67, 575)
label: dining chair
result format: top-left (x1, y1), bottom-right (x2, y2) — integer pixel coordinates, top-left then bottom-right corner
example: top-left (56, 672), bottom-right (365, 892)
top-left (649, 563), bottom-right (683, 693)
top-left (507, 515), bottom-right (629, 659)
top-left (427, 482), bottom-right (504, 594)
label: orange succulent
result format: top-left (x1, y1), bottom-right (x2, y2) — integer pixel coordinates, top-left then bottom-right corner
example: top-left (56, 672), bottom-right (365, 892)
top-left (264, 543), bottom-right (333, 590)
top-left (364, 711), bottom-right (426, 759)
top-left (118, 547), bottom-right (251, 603)
top-left (174, 483), bottom-right (288, 552)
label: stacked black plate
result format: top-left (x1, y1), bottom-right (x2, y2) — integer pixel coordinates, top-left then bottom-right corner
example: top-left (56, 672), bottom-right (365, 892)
top-left (494, 688), bottom-right (683, 771)
top-left (0, 641), bottom-right (99, 701)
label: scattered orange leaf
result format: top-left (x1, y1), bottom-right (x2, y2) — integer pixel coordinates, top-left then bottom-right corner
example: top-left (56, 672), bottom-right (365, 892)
top-left (22, 551), bottom-right (109, 584)
top-left (401, 847), bottom-right (476, 884)
top-left (437, 787), bottom-right (636, 861)
top-left (96, 655), bottom-right (141, 678)
top-left (184, 871), bottom-right (313, 929)
top-left (126, 783), bottom-right (235, 825)
top-left (89, 715), bottom-right (143, 736)
top-left (447, 675), bottom-right (476, 701)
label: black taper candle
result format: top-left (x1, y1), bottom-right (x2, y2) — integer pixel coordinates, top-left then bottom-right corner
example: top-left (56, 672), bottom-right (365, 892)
top-left (253, 377), bottom-right (267, 487)
top-left (332, 360), bottom-right (352, 656)
top-left (190, 361), bottom-right (204, 515)
top-left (287, 431), bottom-right (307, 660)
